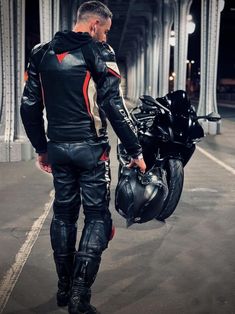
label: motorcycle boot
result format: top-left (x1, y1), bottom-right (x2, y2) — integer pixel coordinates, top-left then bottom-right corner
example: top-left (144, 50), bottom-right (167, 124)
top-left (50, 216), bottom-right (77, 307)
top-left (68, 219), bottom-right (112, 314)
top-left (54, 252), bottom-right (74, 307)
top-left (69, 257), bottom-right (100, 314)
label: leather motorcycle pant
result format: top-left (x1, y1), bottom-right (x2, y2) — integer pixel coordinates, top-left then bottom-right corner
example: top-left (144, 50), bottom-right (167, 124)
top-left (48, 139), bottom-right (112, 303)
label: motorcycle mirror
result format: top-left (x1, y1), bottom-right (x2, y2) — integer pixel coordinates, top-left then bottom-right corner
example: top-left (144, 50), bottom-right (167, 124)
top-left (196, 112), bottom-right (221, 122)
top-left (139, 95), bottom-right (157, 105)
top-left (206, 112), bottom-right (221, 122)
top-left (141, 103), bottom-right (157, 110)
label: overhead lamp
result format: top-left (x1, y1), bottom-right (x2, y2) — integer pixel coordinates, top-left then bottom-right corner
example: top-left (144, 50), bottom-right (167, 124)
top-left (187, 15), bottom-right (195, 34)
top-left (219, 0), bottom-right (225, 12)
top-left (169, 30), bottom-right (175, 46)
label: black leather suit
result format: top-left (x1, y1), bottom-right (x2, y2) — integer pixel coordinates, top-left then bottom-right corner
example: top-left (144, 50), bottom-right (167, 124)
top-left (21, 31), bottom-right (142, 307)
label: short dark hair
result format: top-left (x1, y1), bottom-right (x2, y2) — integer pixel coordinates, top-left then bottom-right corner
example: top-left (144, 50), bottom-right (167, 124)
top-left (77, 1), bottom-right (113, 22)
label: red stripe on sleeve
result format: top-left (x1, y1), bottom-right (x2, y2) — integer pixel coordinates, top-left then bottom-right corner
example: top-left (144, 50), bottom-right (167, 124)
top-left (108, 68), bottom-right (121, 78)
top-left (83, 71), bottom-right (92, 118)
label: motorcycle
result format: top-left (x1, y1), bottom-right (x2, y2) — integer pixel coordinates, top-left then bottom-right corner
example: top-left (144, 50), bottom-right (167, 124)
top-left (117, 90), bottom-right (221, 221)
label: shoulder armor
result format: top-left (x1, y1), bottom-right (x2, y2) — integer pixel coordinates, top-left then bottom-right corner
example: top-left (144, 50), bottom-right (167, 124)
top-left (94, 41), bottom-right (116, 62)
top-left (29, 42), bottom-right (50, 70)
top-left (31, 42), bottom-right (49, 56)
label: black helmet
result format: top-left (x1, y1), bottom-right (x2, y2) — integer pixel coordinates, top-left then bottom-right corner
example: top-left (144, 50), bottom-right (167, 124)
top-left (115, 166), bottom-right (168, 227)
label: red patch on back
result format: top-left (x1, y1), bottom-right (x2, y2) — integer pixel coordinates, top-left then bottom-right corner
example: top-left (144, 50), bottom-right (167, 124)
top-left (100, 150), bottom-right (109, 161)
top-left (56, 52), bottom-right (69, 63)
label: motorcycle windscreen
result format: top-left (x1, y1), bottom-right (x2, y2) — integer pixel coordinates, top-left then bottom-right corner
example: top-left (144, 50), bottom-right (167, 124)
top-left (166, 90), bottom-right (191, 115)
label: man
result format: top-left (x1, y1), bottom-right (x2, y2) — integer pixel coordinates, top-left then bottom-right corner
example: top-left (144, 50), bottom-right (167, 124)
top-left (21, 1), bottom-right (146, 313)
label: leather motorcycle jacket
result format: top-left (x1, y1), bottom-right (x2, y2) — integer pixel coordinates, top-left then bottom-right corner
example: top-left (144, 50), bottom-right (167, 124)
top-left (21, 31), bottom-right (142, 158)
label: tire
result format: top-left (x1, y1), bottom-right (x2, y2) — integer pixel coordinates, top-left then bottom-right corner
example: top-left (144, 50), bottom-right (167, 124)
top-left (157, 159), bottom-right (184, 221)
top-left (118, 163), bottom-right (123, 180)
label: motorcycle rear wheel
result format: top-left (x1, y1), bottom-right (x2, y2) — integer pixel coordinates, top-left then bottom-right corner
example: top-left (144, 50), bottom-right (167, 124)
top-left (157, 159), bottom-right (184, 221)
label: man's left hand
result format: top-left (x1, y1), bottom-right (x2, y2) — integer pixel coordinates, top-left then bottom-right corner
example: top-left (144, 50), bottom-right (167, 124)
top-left (37, 153), bottom-right (52, 173)
top-left (128, 157), bottom-right (146, 173)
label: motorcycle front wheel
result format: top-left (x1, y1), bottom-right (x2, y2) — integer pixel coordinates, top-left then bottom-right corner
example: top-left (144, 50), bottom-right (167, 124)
top-left (157, 158), bottom-right (184, 221)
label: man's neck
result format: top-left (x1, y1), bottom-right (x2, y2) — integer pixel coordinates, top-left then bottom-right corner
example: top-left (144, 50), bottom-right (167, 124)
top-left (73, 23), bottom-right (90, 34)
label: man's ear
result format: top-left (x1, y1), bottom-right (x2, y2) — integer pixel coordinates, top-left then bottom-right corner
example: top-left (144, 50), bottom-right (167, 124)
top-left (93, 20), bottom-right (100, 32)
top-left (89, 22), bottom-right (96, 33)
top-left (90, 19), bottom-right (100, 34)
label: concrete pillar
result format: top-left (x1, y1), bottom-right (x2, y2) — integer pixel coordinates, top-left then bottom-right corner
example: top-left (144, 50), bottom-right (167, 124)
top-left (39, 0), bottom-right (52, 42)
top-left (39, 0), bottom-right (60, 42)
top-left (145, 17), bottom-right (153, 95)
top-left (119, 62), bottom-right (127, 97)
top-left (197, 0), bottom-right (224, 134)
top-left (132, 59), bottom-right (136, 101)
top-left (140, 41), bottom-right (145, 95)
top-left (127, 50), bottom-right (137, 101)
top-left (134, 59), bottom-right (138, 101)
top-left (126, 55), bottom-right (131, 99)
top-left (132, 47), bottom-right (138, 101)
top-left (53, 0), bottom-right (60, 34)
top-left (173, 0), bottom-right (193, 91)
top-left (152, 9), bottom-right (161, 98)
top-left (159, 1), bottom-right (173, 96)
top-left (71, 0), bottom-right (79, 27)
top-left (60, 0), bottom-right (75, 31)
top-left (130, 7), bottom-right (154, 98)
top-left (135, 40), bottom-right (142, 100)
top-left (0, 0), bottom-right (30, 162)
top-left (15, 0), bottom-right (26, 140)
top-left (131, 51), bottom-right (135, 101)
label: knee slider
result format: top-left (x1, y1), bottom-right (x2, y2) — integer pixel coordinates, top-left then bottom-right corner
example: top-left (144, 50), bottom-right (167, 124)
top-left (79, 220), bottom-right (112, 256)
top-left (50, 217), bottom-right (77, 254)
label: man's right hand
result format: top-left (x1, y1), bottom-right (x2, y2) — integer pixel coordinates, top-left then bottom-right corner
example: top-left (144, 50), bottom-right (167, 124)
top-left (37, 153), bottom-right (52, 173)
top-left (128, 157), bottom-right (147, 173)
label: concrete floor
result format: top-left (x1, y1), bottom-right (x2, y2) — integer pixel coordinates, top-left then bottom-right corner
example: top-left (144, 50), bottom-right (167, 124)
top-left (0, 104), bottom-right (235, 314)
